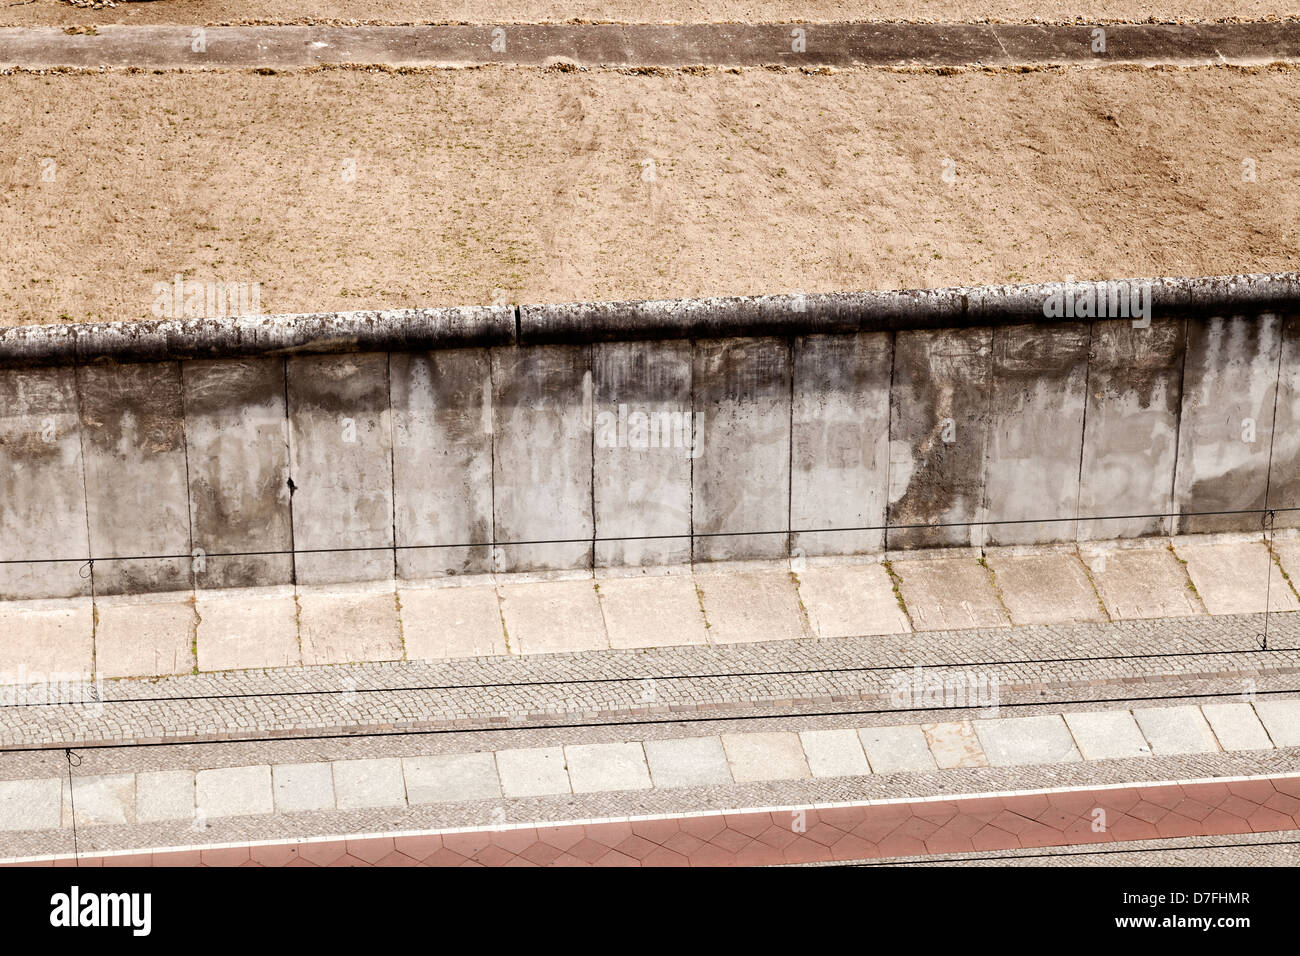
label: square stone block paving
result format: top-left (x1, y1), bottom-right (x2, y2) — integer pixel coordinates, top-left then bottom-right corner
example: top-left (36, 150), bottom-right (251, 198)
top-left (1173, 539), bottom-right (1300, 616)
top-left (694, 570), bottom-right (808, 644)
top-left (642, 736), bottom-right (732, 788)
top-left (798, 729), bottom-right (871, 778)
top-left (983, 551), bottom-right (1107, 626)
top-left (0, 601), bottom-right (93, 684)
top-left (195, 766), bottom-right (273, 819)
top-left (0, 778), bottom-right (62, 831)
top-left (62, 773), bottom-right (135, 828)
top-left (1253, 700), bottom-right (1300, 748)
top-left (272, 763), bottom-right (336, 813)
top-left (921, 721), bottom-right (988, 769)
top-left (1132, 705), bottom-right (1221, 755)
top-left (564, 742), bottom-right (653, 793)
top-left (1078, 544), bottom-right (1204, 620)
top-left (973, 715), bottom-right (1081, 766)
top-left (195, 586), bottom-right (300, 672)
top-left (892, 557), bottom-right (1009, 631)
top-left (721, 732), bottom-right (810, 783)
top-left (495, 746), bottom-right (572, 798)
top-left (596, 573), bottom-right (710, 650)
top-left (94, 595), bottom-right (195, 679)
top-left (498, 580), bottom-right (609, 655)
top-left (857, 725), bottom-right (938, 774)
top-left (793, 563), bottom-right (910, 638)
top-left (1201, 703), bottom-right (1275, 752)
top-left (399, 584), bottom-right (507, 660)
top-left (296, 586), bottom-right (403, 667)
top-left (1062, 710), bottom-right (1151, 761)
top-left (135, 770), bottom-right (194, 823)
top-left (332, 758), bottom-right (407, 810)
top-left (89, 775), bottom-right (1300, 867)
top-left (403, 752), bottom-right (502, 804)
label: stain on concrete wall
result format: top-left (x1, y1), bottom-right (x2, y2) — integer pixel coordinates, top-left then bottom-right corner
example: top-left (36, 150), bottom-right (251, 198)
top-left (0, 367), bottom-right (90, 600)
top-left (491, 345), bottom-right (593, 572)
top-left (1174, 314), bottom-right (1282, 535)
top-left (791, 333), bottom-right (892, 557)
top-left (1078, 319), bottom-right (1185, 540)
top-left (391, 349), bottom-right (494, 578)
top-left (887, 328), bottom-right (992, 549)
top-left (1, 311), bottom-right (1294, 598)
top-left (287, 354), bottom-right (394, 585)
top-left (593, 340), bottom-right (693, 567)
top-left (692, 338), bottom-right (791, 561)
top-left (77, 362), bottom-right (191, 595)
top-left (183, 358), bottom-right (292, 589)
top-left (983, 323), bottom-right (1090, 546)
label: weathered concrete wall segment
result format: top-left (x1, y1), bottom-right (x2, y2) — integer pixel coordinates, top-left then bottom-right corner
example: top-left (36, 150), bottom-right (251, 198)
top-left (0, 312), bottom-right (1296, 599)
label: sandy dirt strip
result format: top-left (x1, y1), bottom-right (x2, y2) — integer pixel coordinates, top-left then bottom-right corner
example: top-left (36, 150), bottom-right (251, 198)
top-left (1, 65), bottom-right (1296, 325)
top-left (2, 0), bottom-right (1298, 28)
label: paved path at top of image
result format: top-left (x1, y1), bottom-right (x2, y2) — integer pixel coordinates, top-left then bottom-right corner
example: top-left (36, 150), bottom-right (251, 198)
top-left (1, 22), bottom-right (1298, 70)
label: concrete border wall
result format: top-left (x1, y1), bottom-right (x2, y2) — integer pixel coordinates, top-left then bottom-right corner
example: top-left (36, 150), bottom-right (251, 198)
top-left (1, 276), bottom-right (1298, 598)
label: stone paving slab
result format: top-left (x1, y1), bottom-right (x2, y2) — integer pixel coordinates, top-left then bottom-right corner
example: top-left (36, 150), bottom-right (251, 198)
top-left (595, 574), bottom-right (709, 650)
top-left (195, 765), bottom-right (273, 819)
top-left (564, 742), bottom-right (652, 794)
top-left (921, 721), bottom-right (988, 769)
top-left (974, 715), bottom-right (1081, 766)
top-left (1078, 543), bottom-right (1205, 620)
top-left (794, 563), bottom-right (910, 638)
top-left (499, 580), bottom-right (609, 655)
top-left (403, 753), bottom-right (501, 805)
top-left (0, 600), bottom-right (93, 685)
top-left (271, 763), bottom-right (335, 813)
top-left (642, 737), bottom-right (731, 789)
top-left (892, 558), bottom-right (1009, 631)
top-left (62, 773), bottom-right (134, 828)
top-left (1174, 538), bottom-right (1300, 616)
top-left (2, 699), bottom-right (1299, 839)
top-left (985, 550), bottom-right (1107, 626)
top-left (17, 773), bottom-right (1300, 868)
top-left (858, 725), bottom-right (938, 774)
top-left (194, 586), bottom-right (300, 673)
top-left (2, 23), bottom-right (1299, 71)
top-left (496, 746), bottom-right (571, 798)
top-left (0, 534), bottom-right (1293, 681)
top-left (1253, 700), bottom-right (1300, 748)
top-left (0, 778), bottom-right (60, 831)
top-left (1202, 703), bottom-right (1275, 752)
top-left (93, 594), bottom-right (194, 679)
top-left (332, 758), bottom-right (405, 810)
top-left (135, 770), bottom-right (193, 824)
top-left (722, 732), bottom-right (810, 783)
top-left (1063, 710), bottom-right (1151, 760)
top-left (695, 570), bottom-right (807, 645)
top-left (398, 584), bottom-right (507, 660)
top-left (1133, 705), bottom-right (1221, 755)
top-left (798, 729), bottom-right (871, 779)
top-left (297, 585), bottom-right (403, 667)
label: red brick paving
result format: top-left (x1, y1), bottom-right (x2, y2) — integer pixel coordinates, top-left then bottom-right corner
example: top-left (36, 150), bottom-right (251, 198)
top-left (14, 775), bottom-right (1300, 867)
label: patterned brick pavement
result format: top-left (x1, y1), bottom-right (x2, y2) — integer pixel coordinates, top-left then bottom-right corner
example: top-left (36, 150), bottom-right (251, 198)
top-left (17, 774), bottom-right (1300, 867)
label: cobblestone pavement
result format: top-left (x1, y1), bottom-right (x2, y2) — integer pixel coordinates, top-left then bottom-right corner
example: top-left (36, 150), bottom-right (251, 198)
top-left (0, 612), bottom-right (1295, 749)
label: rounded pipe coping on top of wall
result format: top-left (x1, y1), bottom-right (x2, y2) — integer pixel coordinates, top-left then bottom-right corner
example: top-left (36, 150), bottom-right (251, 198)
top-left (517, 272), bottom-right (1300, 344)
top-left (0, 306), bottom-right (517, 369)
top-left (2, 273), bottom-right (1298, 367)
